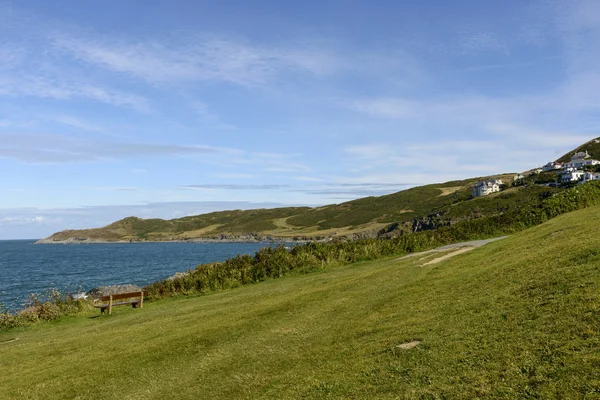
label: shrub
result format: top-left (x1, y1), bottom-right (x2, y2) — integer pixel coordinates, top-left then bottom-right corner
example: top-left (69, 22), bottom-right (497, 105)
top-left (38, 303), bottom-right (61, 321)
top-left (1, 289), bottom-right (92, 331)
top-left (145, 182), bottom-right (600, 300)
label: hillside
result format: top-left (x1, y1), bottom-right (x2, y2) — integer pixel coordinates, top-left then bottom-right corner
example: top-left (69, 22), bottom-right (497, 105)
top-left (40, 173), bottom-right (561, 243)
top-left (556, 137), bottom-right (600, 163)
top-left (4, 205), bottom-right (600, 398)
top-left (38, 137), bottom-right (600, 244)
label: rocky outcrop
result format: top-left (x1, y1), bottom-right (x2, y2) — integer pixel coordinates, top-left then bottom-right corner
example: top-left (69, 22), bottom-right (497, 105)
top-left (412, 211), bottom-right (451, 233)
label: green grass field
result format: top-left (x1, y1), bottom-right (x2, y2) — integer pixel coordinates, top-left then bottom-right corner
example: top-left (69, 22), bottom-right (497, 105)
top-left (3, 206), bottom-right (600, 399)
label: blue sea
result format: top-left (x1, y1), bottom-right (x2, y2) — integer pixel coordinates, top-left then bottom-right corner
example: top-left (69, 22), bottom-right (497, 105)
top-left (0, 240), bottom-right (272, 311)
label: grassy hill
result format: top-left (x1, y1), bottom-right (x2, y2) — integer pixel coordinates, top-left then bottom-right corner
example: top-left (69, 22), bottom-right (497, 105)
top-left (42, 173), bottom-right (562, 242)
top-left (38, 137), bottom-right (600, 243)
top-left (3, 205), bottom-right (600, 398)
top-left (556, 137), bottom-right (600, 163)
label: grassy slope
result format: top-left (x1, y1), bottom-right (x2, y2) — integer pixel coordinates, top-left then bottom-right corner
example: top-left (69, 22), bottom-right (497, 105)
top-left (42, 137), bottom-right (600, 242)
top-left (556, 137), bottom-right (600, 163)
top-left (3, 206), bottom-right (600, 398)
top-left (46, 173), bottom-right (529, 241)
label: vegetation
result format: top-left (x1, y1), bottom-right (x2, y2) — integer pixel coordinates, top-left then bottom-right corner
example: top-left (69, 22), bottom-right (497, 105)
top-left (41, 173), bottom-right (557, 242)
top-left (38, 138), bottom-right (600, 243)
top-left (3, 205), bottom-right (600, 398)
top-left (0, 289), bottom-right (89, 330)
top-left (146, 181), bottom-right (600, 299)
top-left (556, 137), bottom-right (600, 163)
top-left (8, 181), bottom-right (600, 332)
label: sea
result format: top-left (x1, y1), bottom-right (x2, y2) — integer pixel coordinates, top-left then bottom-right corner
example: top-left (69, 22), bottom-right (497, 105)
top-left (0, 240), bottom-right (272, 311)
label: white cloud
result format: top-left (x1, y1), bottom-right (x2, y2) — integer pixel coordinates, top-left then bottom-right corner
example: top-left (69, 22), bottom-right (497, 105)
top-left (0, 215), bottom-right (49, 225)
top-left (211, 173), bottom-right (255, 179)
top-left (0, 133), bottom-right (235, 163)
top-left (485, 123), bottom-right (590, 143)
top-left (53, 34), bottom-right (341, 88)
top-left (294, 176), bottom-right (325, 182)
top-left (46, 115), bottom-right (104, 133)
top-left (84, 186), bottom-right (139, 192)
top-left (0, 74), bottom-right (149, 111)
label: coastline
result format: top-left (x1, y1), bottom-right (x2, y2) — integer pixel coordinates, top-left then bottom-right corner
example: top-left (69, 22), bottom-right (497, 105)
top-left (34, 236), bottom-right (323, 245)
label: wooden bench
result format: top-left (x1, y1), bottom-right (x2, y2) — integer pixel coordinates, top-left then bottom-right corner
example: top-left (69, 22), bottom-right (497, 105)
top-left (94, 291), bottom-right (148, 315)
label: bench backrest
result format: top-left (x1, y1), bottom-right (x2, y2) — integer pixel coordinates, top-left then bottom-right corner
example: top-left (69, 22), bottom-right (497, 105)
top-left (101, 291), bottom-right (148, 302)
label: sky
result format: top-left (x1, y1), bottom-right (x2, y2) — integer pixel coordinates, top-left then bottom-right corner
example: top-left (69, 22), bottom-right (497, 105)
top-left (1, 0), bottom-right (600, 239)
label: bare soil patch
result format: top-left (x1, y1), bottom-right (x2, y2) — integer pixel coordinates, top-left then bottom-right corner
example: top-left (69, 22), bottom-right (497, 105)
top-left (423, 247), bottom-right (474, 265)
top-left (397, 340), bottom-right (421, 349)
top-left (437, 187), bottom-right (463, 196)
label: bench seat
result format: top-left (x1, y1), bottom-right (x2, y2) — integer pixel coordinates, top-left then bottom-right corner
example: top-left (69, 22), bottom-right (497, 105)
top-left (94, 300), bottom-right (140, 313)
top-left (94, 291), bottom-right (147, 315)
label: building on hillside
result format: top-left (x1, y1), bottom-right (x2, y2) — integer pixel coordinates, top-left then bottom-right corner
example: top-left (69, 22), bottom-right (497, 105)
top-left (561, 170), bottom-right (585, 183)
top-left (573, 150), bottom-right (590, 159)
top-left (582, 171), bottom-right (600, 183)
top-left (542, 162), bottom-right (563, 172)
top-left (559, 166), bottom-right (578, 174)
top-left (564, 150), bottom-right (600, 169)
top-left (565, 159), bottom-right (600, 169)
top-left (472, 179), bottom-right (503, 197)
top-left (531, 168), bottom-right (543, 175)
top-left (513, 173), bottom-right (525, 181)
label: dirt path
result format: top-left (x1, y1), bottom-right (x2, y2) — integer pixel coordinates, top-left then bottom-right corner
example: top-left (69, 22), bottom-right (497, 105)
top-left (423, 247), bottom-right (474, 265)
top-left (396, 236), bottom-right (508, 263)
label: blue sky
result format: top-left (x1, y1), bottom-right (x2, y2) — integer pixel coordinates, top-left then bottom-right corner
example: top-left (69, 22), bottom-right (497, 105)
top-left (1, 0), bottom-right (599, 239)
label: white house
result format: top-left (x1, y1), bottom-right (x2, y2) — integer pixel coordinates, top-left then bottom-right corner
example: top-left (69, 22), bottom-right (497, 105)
top-left (513, 174), bottom-right (525, 181)
top-left (543, 162), bottom-right (563, 172)
top-left (582, 171), bottom-right (600, 183)
top-left (565, 159), bottom-right (600, 169)
top-left (564, 151), bottom-right (600, 169)
top-left (472, 179), bottom-right (503, 197)
top-left (559, 166), bottom-right (578, 174)
top-left (561, 170), bottom-right (585, 183)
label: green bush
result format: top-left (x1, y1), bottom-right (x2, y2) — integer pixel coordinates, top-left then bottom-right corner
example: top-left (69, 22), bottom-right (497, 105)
top-left (0, 289), bottom-right (91, 331)
top-left (146, 182), bottom-right (600, 299)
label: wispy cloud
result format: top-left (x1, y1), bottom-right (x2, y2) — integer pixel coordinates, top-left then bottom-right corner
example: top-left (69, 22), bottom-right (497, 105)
top-left (0, 74), bottom-right (149, 111)
top-left (291, 182), bottom-right (414, 198)
top-left (84, 186), bottom-right (139, 192)
top-left (181, 184), bottom-right (289, 191)
top-left (210, 173), bottom-right (255, 179)
top-left (45, 115), bottom-right (105, 133)
top-left (294, 176), bottom-right (325, 182)
top-left (53, 34), bottom-right (340, 88)
top-left (0, 133), bottom-right (232, 163)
